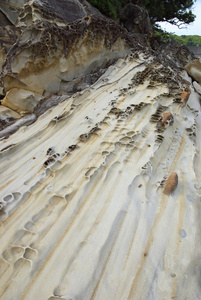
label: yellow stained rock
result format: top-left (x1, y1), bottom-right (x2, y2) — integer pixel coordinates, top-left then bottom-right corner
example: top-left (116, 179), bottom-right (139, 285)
top-left (2, 88), bottom-right (43, 114)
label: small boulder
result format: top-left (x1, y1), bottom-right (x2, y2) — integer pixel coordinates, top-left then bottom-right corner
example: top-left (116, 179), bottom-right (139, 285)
top-left (120, 2), bottom-right (153, 35)
top-left (185, 59), bottom-right (201, 84)
top-left (2, 88), bottom-right (43, 114)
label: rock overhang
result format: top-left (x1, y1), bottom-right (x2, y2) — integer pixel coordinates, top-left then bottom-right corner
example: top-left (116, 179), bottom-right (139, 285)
top-left (0, 0), bottom-right (132, 114)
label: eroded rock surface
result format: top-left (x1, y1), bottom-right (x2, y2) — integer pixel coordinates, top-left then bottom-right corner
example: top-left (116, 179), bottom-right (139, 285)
top-left (2, 88), bottom-right (43, 114)
top-left (0, 0), bottom-right (29, 25)
top-left (186, 58), bottom-right (201, 84)
top-left (0, 1), bottom-right (201, 300)
top-left (120, 1), bottom-right (153, 36)
top-left (0, 0), bottom-right (133, 114)
top-left (2, 17), bottom-right (129, 96)
top-left (18, 0), bottom-right (102, 27)
top-left (1, 49), bottom-right (201, 299)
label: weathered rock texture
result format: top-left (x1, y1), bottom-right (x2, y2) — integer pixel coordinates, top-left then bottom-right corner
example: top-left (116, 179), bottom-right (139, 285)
top-left (2, 88), bottom-right (43, 114)
top-left (0, 0), bottom-right (29, 25)
top-left (18, 0), bottom-right (102, 27)
top-left (2, 18), bottom-right (129, 97)
top-left (1, 1), bottom-right (201, 300)
top-left (120, 2), bottom-right (153, 36)
top-left (0, 0), bottom-right (132, 114)
top-left (186, 58), bottom-right (201, 84)
top-left (1, 48), bottom-right (201, 299)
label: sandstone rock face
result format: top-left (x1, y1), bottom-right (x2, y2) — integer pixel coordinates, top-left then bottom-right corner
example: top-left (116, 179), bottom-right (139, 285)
top-left (0, 106), bottom-right (20, 130)
top-left (1, 0), bottom-right (131, 100)
top-left (120, 2), bottom-right (153, 36)
top-left (2, 88), bottom-right (43, 114)
top-left (17, 0), bottom-right (101, 27)
top-left (0, 26), bottom-right (20, 54)
top-left (0, 4), bottom-right (21, 96)
top-left (0, 0), bottom-right (29, 25)
top-left (186, 58), bottom-right (201, 84)
top-left (0, 50), bottom-right (201, 299)
top-left (0, 1), bottom-right (201, 299)
top-left (2, 18), bottom-right (129, 96)
top-left (193, 81), bottom-right (201, 95)
top-left (0, 10), bottom-right (14, 26)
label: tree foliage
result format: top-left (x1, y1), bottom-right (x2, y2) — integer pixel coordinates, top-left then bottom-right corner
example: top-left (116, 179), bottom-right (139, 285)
top-left (88, 0), bottom-right (196, 28)
top-left (144, 0), bottom-right (196, 28)
top-left (88, 0), bottom-right (127, 20)
top-left (171, 35), bottom-right (201, 46)
top-left (153, 27), bottom-right (201, 46)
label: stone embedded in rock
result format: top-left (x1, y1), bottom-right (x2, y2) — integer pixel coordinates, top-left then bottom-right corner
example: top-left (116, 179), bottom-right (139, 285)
top-left (2, 88), bottom-right (43, 114)
top-left (180, 86), bottom-right (191, 105)
top-left (160, 112), bottom-right (173, 126)
top-left (163, 172), bottom-right (178, 195)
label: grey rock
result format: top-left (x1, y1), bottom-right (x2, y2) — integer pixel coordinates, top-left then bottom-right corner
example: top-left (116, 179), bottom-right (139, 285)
top-left (120, 3), bottom-right (153, 36)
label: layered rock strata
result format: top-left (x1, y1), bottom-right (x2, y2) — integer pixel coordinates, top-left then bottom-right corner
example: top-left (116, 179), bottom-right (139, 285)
top-left (1, 1), bottom-right (201, 300)
top-left (0, 0), bottom-right (134, 123)
top-left (1, 49), bottom-right (201, 299)
top-left (2, 17), bottom-right (130, 97)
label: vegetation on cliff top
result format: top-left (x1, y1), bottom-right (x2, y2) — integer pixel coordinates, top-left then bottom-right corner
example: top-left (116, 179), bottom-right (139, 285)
top-left (154, 28), bottom-right (201, 46)
top-left (88, 0), bottom-right (196, 28)
top-left (170, 35), bottom-right (201, 46)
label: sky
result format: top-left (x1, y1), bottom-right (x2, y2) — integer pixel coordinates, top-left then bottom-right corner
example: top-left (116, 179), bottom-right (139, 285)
top-left (159, 0), bottom-right (201, 36)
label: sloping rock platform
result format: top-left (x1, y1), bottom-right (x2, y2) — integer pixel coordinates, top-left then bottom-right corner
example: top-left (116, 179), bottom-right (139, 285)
top-left (1, 1), bottom-right (201, 300)
top-left (1, 50), bottom-right (201, 299)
